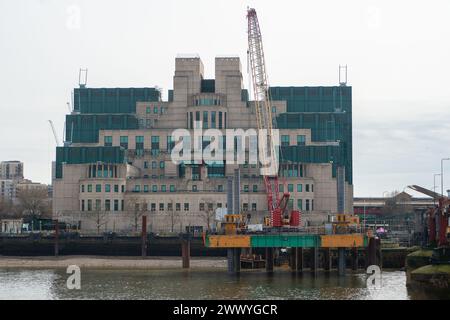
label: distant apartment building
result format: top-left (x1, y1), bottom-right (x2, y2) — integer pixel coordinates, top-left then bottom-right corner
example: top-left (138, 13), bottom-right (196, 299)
top-left (52, 56), bottom-right (353, 233)
top-left (0, 161), bottom-right (49, 203)
top-left (0, 180), bottom-right (17, 202)
top-left (0, 161), bottom-right (24, 181)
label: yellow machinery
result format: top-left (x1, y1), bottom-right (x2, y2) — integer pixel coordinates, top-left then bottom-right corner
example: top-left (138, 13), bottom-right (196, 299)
top-left (333, 214), bottom-right (360, 234)
top-left (223, 214), bottom-right (245, 235)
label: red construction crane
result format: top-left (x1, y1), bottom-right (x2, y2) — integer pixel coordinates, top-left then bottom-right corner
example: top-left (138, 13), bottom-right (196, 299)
top-left (408, 185), bottom-right (449, 247)
top-left (246, 8), bottom-right (300, 228)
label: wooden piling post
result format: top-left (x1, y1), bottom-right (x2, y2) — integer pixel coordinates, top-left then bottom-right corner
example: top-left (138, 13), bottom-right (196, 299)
top-left (141, 215), bottom-right (147, 257)
top-left (265, 247), bottom-right (274, 273)
top-left (54, 219), bottom-right (59, 257)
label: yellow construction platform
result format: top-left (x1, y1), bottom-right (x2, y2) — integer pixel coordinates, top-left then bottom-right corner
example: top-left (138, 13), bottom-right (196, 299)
top-left (207, 235), bottom-right (251, 248)
top-left (320, 234), bottom-right (366, 248)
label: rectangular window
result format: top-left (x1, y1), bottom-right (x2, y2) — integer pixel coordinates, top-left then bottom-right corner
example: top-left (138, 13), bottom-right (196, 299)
top-left (252, 203), bottom-right (257, 211)
top-left (217, 185), bottom-right (223, 192)
top-left (281, 135), bottom-right (290, 147)
top-left (272, 106), bottom-right (276, 113)
top-left (159, 203), bottom-right (164, 211)
top-left (144, 161), bottom-right (148, 169)
top-left (152, 161), bottom-right (157, 169)
top-left (184, 203), bottom-right (189, 211)
top-left (143, 185), bottom-right (149, 193)
top-left (161, 185), bottom-right (166, 192)
top-left (168, 202), bottom-right (173, 211)
top-left (136, 136), bottom-right (144, 156)
top-left (211, 111), bottom-right (216, 129)
top-left (297, 184), bottom-right (302, 192)
top-left (160, 161), bottom-right (165, 169)
top-left (297, 135), bottom-right (306, 146)
top-left (96, 184), bottom-right (101, 192)
top-left (95, 199), bottom-right (101, 211)
top-left (105, 184), bottom-right (111, 192)
top-left (81, 200), bottom-right (85, 211)
top-left (87, 184), bottom-right (92, 193)
top-left (279, 184), bottom-right (284, 193)
top-left (199, 203), bottom-right (205, 211)
top-left (306, 184), bottom-right (310, 192)
top-left (167, 136), bottom-right (175, 152)
top-left (311, 184), bottom-right (314, 192)
top-left (151, 136), bottom-right (160, 156)
top-left (312, 199), bottom-right (314, 211)
top-left (218, 112), bottom-right (223, 129)
top-left (176, 203), bottom-right (181, 211)
top-left (104, 136), bottom-right (112, 147)
top-left (114, 185), bottom-right (118, 193)
top-left (195, 111), bottom-right (200, 128)
top-left (114, 200), bottom-right (119, 211)
top-left (170, 185), bottom-right (175, 192)
top-left (151, 203), bottom-right (156, 211)
top-left (134, 185), bottom-right (140, 192)
top-left (297, 199), bottom-right (303, 210)
top-left (121, 185), bottom-right (125, 192)
top-left (305, 199), bottom-right (310, 211)
top-left (105, 199), bottom-right (111, 211)
top-left (146, 106), bottom-right (151, 114)
top-left (81, 185), bottom-right (85, 193)
top-left (203, 111), bottom-right (208, 129)
top-left (87, 199), bottom-right (92, 211)
top-left (153, 106), bottom-right (158, 114)
top-left (252, 185), bottom-right (258, 192)
top-left (152, 185), bottom-right (157, 192)
top-left (243, 203), bottom-right (249, 211)
top-left (288, 184), bottom-right (293, 192)
top-left (244, 185), bottom-right (249, 192)
top-left (120, 136), bottom-right (128, 149)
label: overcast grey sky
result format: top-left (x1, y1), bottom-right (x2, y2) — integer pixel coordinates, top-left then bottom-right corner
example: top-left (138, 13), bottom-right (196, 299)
top-left (1, 0), bottom-right (450, 197)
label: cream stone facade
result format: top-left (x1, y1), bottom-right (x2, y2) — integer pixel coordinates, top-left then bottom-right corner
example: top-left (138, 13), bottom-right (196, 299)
top-left (53, 56), bottom-right (353, 233)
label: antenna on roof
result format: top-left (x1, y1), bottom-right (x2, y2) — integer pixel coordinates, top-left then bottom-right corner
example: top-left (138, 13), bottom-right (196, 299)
top-left (79, 68), bottom-right (88, 88)
top-left (339, 65), bottom-right (348, 86)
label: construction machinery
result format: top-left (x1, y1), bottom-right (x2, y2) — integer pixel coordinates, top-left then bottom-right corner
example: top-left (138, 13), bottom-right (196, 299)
top-left (247, 7), bottom-right (300, 229)
top-left (408, 185), bottom-right (449, 247)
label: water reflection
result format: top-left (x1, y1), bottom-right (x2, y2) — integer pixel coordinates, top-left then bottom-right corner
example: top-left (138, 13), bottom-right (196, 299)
top-left (0, 268), bottom-right (438, 300)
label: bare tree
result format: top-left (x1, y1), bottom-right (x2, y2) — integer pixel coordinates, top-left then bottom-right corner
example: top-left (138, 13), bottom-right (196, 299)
top-left (90, 210), bottom-right (109, 235)
top-left (382, 190), bottom-right (413, 216)
top-left (126, 196), bottom-right (145, 232)
top-left (16, 188), bottom-right (50, 219)
top-left (0, 198), bottom-right (18, 219)
top-left (199, 198), bottom-right (216, 232)
top-left (168, 200), bottom-right (179, 233)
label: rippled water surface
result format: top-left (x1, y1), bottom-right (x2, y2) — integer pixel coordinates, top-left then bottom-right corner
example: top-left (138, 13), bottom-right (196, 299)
top-left (0, 268), bottom-right (440, 300)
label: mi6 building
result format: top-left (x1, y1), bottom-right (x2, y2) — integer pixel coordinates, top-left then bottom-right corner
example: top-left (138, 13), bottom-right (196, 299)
top-left (52, 56), bottom-right (353, 233)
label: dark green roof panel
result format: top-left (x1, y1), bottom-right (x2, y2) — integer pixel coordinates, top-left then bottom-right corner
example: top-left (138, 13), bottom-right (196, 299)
top-left (73, 87), bottom-right (160, 114)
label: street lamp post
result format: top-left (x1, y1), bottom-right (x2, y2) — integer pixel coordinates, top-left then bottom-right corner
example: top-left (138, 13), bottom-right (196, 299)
top-left (434, 173), bottom-right (441, 205)
top-left (441, 158), bottom-right (450, 196)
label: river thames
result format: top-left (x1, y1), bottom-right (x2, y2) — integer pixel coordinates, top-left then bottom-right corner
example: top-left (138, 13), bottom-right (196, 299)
top-left (0, 268), bottom-right (439, 300)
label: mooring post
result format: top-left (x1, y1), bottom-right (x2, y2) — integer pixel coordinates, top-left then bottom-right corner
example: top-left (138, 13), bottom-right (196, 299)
top-left (323, 248), bottom-right (332, 271)
top-left (296, 247), bottom-right (304, 273)
top-left (351, 247), bottom-right (359, 271)
top-left (54, 219), bottom-right (59, 257)
top-left (367, 237), bottom-right (377, 267)
top-left (265, 247), bottom-right (274, 273)
top-left (141, 215), bottom-right (147, 257)
top-left (234, 248), bottom-right (241, 273)
top-left (338, 248), bottom-right (346, 276)
top-left (310, 247), bottom-right (318, 275)
top-left (290, 248), bottom-right (297, 272)
top-left (181, 234), bottom-right (190, 269)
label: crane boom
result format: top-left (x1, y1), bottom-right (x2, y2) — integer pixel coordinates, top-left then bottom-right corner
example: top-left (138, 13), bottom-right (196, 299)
top-left (48, 120), bottom-right (61, 146)
top-left (247, 8), bottom-right (290, 227)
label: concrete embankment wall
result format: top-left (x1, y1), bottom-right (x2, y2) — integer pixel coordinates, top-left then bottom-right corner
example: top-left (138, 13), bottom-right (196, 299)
top-left (0, 235), bottom-right (226, 257)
